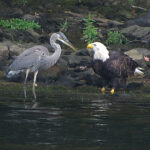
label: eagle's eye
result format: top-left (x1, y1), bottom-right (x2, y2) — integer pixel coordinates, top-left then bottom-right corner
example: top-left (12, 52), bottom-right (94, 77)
top-left (93, 44), bottom-right (97, 47)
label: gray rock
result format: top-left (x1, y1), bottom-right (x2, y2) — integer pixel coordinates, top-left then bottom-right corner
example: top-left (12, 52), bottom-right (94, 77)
top-left (75, 48), bottom-right (90, 56)
top-left (121, 25), bottom-right (150, 44)
top-left (124, 48), bottom-right (150, 66)
top-left (55, 74), bottom-right (83, 87)
top-left (22, 14), bottom-right (40, 22)
top-left (0, 8), bottom-right (23, 18)
top-left (125, 48), bottom-right (150, 60)
top-left (0, 42), bottom-right (9, 70)
top-left (0, 43), bottom-right (9, 59)
top-left (12, 30), bottom-right (41, 43)
top-left (67, 53), bottom-right (91, 67)
top-left (1, 40), bottom-right (26, 56)
top-left (127, 10), bottom-right (150, 27)
top-left (0, 40), bottom-right (28, 69)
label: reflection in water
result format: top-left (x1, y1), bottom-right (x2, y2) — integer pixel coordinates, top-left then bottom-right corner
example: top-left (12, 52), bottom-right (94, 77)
top-left (0, 87), bottom-right (150, 150)
top-left (23, 83), bottom-right (37, 103)
top-left (24, 101), bottom-right (39, 109)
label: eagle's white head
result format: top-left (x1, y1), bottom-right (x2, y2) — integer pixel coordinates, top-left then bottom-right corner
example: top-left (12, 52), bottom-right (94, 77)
top-left (87, 42), bottom-right (109, 62)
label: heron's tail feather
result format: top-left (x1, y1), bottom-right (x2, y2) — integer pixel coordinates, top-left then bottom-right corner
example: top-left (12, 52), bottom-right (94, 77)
top-left (134, 67), bottom-right (144, 76)
top-left (6, 70), bottom-right (21, 78)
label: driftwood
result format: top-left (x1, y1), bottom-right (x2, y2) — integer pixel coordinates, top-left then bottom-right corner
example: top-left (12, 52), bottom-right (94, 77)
top-left (131, 5), bottom-right (147, 11)
top-left (65, 11), bottom-right (124, 27)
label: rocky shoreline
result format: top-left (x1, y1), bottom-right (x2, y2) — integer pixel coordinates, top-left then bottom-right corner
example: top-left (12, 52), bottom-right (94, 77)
top-left (0, 1), bottom-right (150, 88)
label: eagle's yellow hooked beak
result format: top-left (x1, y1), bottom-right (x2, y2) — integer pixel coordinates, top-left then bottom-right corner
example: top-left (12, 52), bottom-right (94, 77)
top-left (87, 43), bottom-right (94, 49)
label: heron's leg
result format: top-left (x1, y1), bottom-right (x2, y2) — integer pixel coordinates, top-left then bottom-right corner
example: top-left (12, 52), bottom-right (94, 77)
top-left (101, 87), bottom-right (105, 94)
top-left (32, 71), bottom-right (38, 101)
top-left (24, 69), bottom-right (30, 101)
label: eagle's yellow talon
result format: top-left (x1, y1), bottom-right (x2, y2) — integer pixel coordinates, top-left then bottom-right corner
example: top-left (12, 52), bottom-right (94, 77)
top-left (110, 88), bottom-right (115, 94)
top-left (101, 87), bottom-right (105, 94)
top-left (34, 83), bottom-right (38, 87)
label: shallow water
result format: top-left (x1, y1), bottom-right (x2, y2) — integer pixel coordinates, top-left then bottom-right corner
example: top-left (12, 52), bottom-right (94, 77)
top-left (0, 84), bottom-right (150, 150)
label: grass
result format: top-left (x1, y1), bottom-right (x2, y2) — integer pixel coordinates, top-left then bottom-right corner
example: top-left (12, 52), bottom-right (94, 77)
top-left (128, 0), bottom-right (135, 6)
top-left (13, 0), bottom-right (30, 6)
top-left (0, 18), bottom-right (40, 30)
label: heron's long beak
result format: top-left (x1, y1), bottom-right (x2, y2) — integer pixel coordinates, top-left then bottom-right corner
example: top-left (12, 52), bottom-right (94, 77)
top-left (59, 38), bottom-right (77, 52)
top-left (87, 43), bottom-right (94, 49)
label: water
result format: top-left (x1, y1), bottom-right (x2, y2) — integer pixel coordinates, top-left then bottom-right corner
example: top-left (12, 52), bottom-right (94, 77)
top-left (0, 84), bottom-right (150, 150)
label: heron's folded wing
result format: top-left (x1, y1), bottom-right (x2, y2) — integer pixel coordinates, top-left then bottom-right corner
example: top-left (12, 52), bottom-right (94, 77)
top-left (9, 50), bottom-right (43, 71)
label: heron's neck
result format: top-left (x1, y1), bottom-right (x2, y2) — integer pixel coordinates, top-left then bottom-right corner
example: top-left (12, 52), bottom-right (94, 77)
top-left (49, 42), bottom-right (61, 66)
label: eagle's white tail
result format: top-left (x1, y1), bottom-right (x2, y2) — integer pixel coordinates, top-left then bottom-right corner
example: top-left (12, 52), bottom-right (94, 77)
top-left (134, 67), bottom-right (144, 76)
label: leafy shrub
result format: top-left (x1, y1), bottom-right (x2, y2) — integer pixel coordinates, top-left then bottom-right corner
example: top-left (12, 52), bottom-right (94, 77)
top-left (59, 19), bottom-right (68, 32)
top-left (13, 0), bottom-right (29, 6)
top-left (57, 0), bottom-right (79, 6)
top-left (128, 0), bottom-right (135, 6)
top-left (0, 18), bottom-right (40, 30)
top-left (82, 14), bottom-right (98, 43)
top-left (105, 30), bottom-right (128, 45)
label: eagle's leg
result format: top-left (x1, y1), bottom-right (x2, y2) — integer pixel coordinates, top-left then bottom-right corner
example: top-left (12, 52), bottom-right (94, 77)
top-left (110, 78), bottom-right (126, 94)
top-left (100, 79), bottom-right (108, 94)
top-left (110, 88), bottom-right (115, 94)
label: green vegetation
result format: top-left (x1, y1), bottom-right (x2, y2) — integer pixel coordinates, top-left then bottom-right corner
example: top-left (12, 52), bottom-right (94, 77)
top-left (13, 0), bottom-right (29, 6)
top-left (57, 0), bottom-right (79, 6)
top-left (59, 19), bottom-right (68, 32)
top-left (128, 0), bottom-right (135, 6)
top-left (0, 18), bottom-right (40, 30)
top-left (82, 14), bottom-right (98, 43)
top-left (105, 30), bottom-right (128, 45)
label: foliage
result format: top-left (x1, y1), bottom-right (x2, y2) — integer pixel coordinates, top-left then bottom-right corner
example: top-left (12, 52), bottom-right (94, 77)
top-left (58, 0), bottom-right (80, 6)
top-left (128, 0), bottom-right (135, 6)
top-left (0, 18), bottom-right (40, 30)
top-left (59, 19), bottom-right (68, 32)
top-left (82, 14), bottom-right (98, 43)
top-left (13, 0), bottom-right (29, 6)
top-left (105, 30), bottom-right (128, 45)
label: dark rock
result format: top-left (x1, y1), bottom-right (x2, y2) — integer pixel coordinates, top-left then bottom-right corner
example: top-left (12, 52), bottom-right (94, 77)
top-left (0, 8), bottom-right (23, 18)
top-left (124, 48), bottom-right (150, 66)
top-left (67, 53), bottom-right (91, 68)
top-left (55, 74), bottom-right (83, 87)
top-left (81, 72), bottom-right (103, 87)
top-left (145, 69), bottom-right (150, 78)
top-left (39, 36), bottom-right (49, 43)
top-left (76, 48), bottom-right (90, 56)
top-left (127, 10), bottom-right (150, 27)
top-left (127, 82), bottom-right (144, 89)
top-left (0, 29), bottom-right (4, 41)
top-left (38, 58), bottom-right (68, 81)
top-left (13, 30), bottom-right (40, 43)
top-left (1, 29), bottom-right (41, 43)
top-left (121, 25), bottom-right (150, 44)
top-left (22, 13), bottom-right (40, 22)
top-left (39, 14), bottom-right (58, 33)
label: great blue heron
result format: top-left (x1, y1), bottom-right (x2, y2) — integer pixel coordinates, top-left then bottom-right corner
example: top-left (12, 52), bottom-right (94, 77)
top-left (6, 32), bottom-right (76, 100)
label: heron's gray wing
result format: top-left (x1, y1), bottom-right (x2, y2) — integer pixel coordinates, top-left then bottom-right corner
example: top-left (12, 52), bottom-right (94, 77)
top-left (18, 45), bottom-right (50, 58)
top-left (9, 49), bottom-right (43, 72)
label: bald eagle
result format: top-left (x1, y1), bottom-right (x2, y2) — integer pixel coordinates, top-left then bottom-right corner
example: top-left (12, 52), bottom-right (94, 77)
top-left (87, 42), bottom-right (144, 94)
